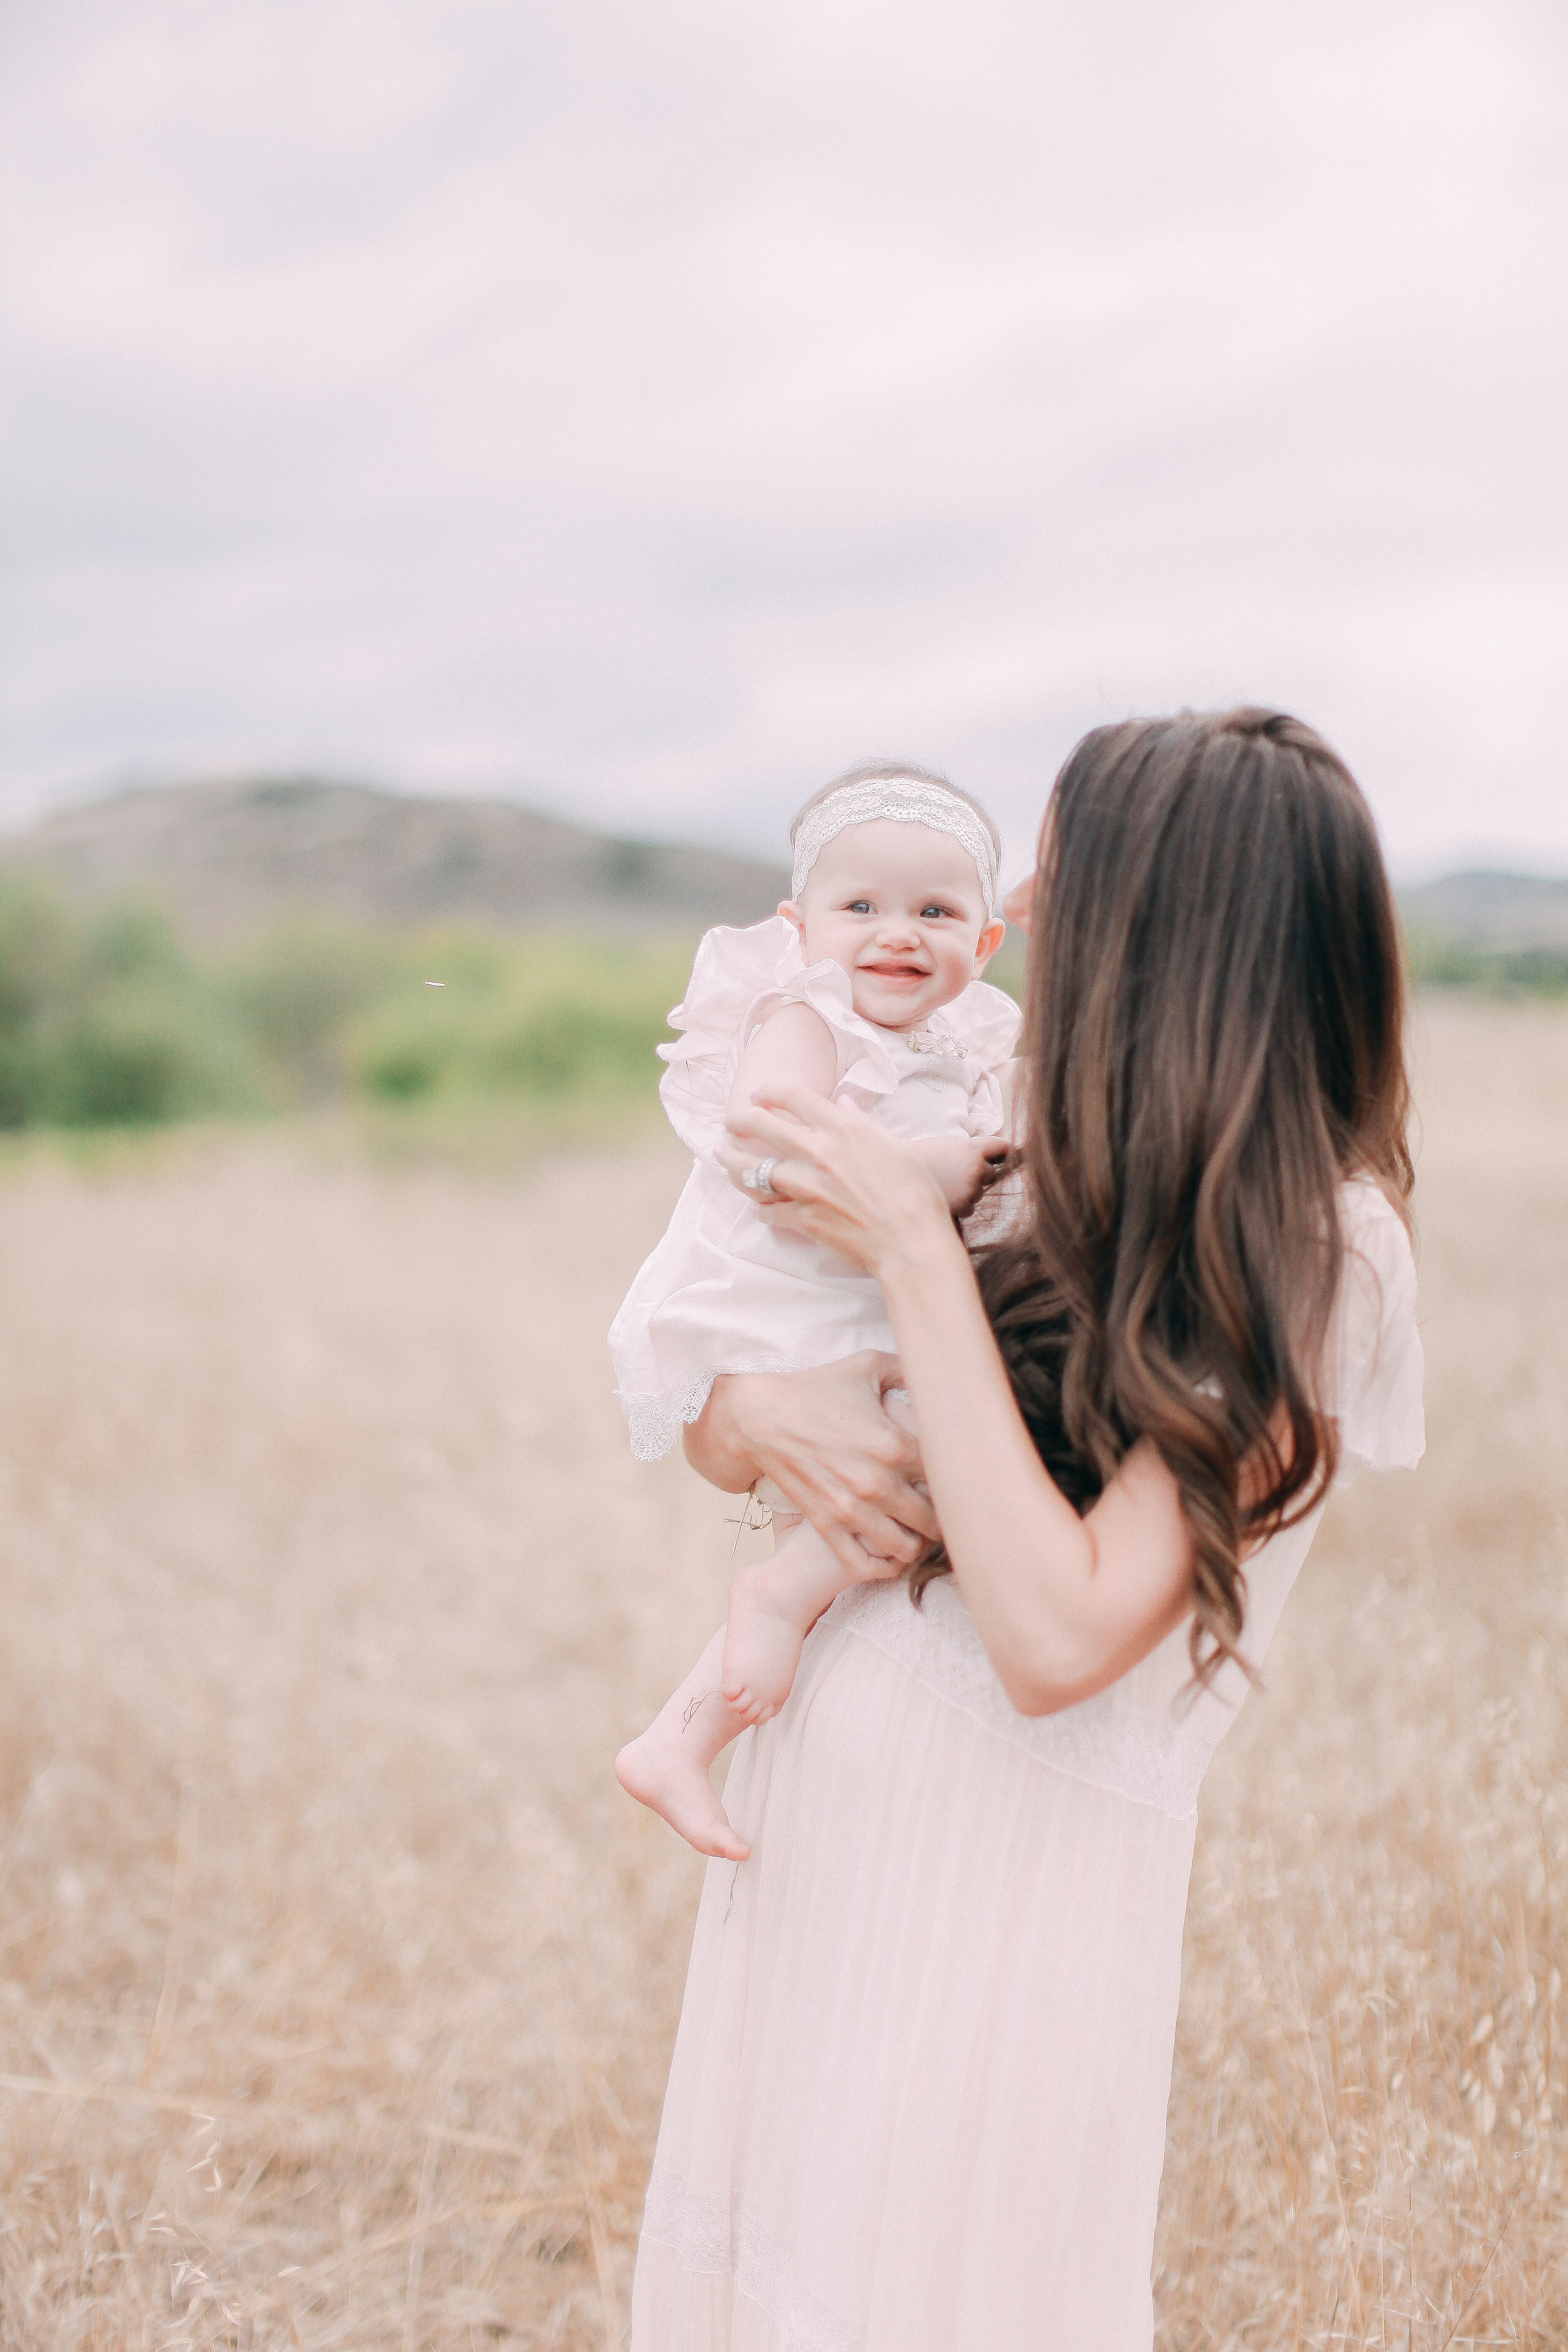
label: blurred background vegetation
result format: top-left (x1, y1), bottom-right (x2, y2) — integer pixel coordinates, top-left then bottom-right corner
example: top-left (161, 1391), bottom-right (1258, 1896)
top-left (1, 770), bottom-right (1564, 1139)
top-left (0, 876), bottom-right (701, 1138)
top-left (1397, 925), bottom-right (1568, 995)
top-left (0, 871), bottom-right (1563, 1137)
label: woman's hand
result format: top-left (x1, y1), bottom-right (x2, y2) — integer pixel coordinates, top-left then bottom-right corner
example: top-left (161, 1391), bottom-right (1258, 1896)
top-left (684, 1353), bottom-right (938, 1577)
top-left (719, 1084), bottom-right (953, 1280)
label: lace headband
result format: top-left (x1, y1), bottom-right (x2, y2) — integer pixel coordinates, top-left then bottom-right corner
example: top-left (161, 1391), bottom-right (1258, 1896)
top-left (789, 778), bottom-right (1000, 916)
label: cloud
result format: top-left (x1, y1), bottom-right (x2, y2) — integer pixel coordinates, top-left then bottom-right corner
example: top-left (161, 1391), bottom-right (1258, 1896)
top-left (1, 0), bottom-right (1564, 876)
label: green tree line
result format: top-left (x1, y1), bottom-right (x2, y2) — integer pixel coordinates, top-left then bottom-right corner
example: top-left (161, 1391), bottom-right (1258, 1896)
top-left (0, 876), bottom-right (698, 1130)
top-left (0, 875), bottom-right (1560, 1132)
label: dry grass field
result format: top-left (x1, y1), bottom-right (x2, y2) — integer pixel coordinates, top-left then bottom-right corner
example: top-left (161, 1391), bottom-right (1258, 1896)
top-left (0, 992), bottom-right (1564, 2349)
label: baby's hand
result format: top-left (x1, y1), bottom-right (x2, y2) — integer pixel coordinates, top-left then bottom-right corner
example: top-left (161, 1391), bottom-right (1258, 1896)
top-left (909, 1135), bottom-right (1010, 1217)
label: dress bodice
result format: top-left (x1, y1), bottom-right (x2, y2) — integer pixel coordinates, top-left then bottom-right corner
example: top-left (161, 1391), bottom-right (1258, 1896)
top-left (655, 916), bottom-right (1020, 1160)
top-left (608, 921), bottom-right (1022, 1459)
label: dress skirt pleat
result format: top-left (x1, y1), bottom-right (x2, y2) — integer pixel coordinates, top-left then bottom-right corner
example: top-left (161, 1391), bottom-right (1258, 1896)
top-left (632, 1584), bottom-right (1199, 2352)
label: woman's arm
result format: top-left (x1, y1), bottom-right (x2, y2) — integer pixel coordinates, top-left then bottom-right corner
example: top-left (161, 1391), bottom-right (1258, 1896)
top-left (866, 1210), bottom-right (1192, 1710)
top-left (723, 1088), bottom-right (1194, 1714)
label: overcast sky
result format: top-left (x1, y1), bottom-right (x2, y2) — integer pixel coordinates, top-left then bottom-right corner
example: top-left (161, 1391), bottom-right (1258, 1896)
top-left (3, 0), bottom-right (1564, 879)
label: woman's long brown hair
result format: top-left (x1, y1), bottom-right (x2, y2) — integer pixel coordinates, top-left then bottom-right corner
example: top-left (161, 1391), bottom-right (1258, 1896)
top-left (914, 708), bottom-right (1413, 1687)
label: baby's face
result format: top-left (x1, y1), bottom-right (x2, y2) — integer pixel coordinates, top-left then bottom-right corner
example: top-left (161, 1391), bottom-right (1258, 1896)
top-left (781, 818), bottom-right (1004, 1031)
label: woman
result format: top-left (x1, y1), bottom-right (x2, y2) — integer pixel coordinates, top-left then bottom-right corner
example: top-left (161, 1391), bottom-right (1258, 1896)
top-left (630, 709), bottom-right (1425, 2350)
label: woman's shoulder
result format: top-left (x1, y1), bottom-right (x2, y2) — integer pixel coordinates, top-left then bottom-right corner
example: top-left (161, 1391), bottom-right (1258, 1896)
top-left (1329, 1175), bottom-right (1424, 1480)
top-left (1337, 1170), bottom-right (1408, 1234)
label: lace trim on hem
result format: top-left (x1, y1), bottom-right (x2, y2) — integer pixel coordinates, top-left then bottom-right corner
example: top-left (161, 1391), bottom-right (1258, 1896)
top-left (640, 2162), bottom-right (866, 2352)
top-left (835, 1581), bottom-right (1210, 1820)
top-left (617, 1376), bottom-right (718, 1462)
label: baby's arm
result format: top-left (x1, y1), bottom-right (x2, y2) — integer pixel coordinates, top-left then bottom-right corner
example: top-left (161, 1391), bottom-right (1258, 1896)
top-left (727, 1000), bottom-right (838, 1125)
top-left (736, 1012), bottom-right (1005, 1217)
top-left (908, 1133), bottom-right (1010, 1216)
top-left (912, 1057), bottom-right (1021, 1214)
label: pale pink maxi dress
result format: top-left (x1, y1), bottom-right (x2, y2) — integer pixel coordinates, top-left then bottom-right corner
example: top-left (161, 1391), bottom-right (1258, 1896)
top-left (631, 1178), bottom-right (1424, 2352)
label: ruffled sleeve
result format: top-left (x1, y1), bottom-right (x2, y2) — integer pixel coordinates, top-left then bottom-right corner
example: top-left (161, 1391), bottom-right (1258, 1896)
top-left (657, 918), bottom-right (904, 1161)
top-left (655, 920), bottom-right (790, 1160)
top-left (773, 959), bottom-right (906, 1114)
top-left (1329, 1178), bottom-right (1426, 1483)
top-left (943, 979), bottom-right (1023, 1072)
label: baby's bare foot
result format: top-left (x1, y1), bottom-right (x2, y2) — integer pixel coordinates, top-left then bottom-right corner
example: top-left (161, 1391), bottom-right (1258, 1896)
top-left (615, 1727), bottom-right (750, 1862)
top-left (722, 1564), bottom-right (808, 1727)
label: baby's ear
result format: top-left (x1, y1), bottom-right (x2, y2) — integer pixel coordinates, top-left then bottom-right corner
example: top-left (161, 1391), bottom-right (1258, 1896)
top-left (778, 899), bottom-right (807, 945)
top-left (972, 917), bottom-right (1007, 973)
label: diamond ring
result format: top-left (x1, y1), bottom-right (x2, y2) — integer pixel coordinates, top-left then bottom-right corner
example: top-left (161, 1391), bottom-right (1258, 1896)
top-left (741, 1157), bottom-right (780, 1199)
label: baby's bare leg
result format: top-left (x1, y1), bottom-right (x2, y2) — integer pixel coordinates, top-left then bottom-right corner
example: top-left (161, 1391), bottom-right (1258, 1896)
top-left (722, 1392), bottom-right (921, 1725)
top-left (615, 1627), bottom-right (753, 1862)
top-left (721, 1515), bottom-right (857, 1727)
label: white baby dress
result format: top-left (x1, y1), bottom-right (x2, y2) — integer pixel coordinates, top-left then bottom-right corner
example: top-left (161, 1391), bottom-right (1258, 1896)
top-left (609, 917), bottom-right (1022, 1463)
top-left (630, 1176), bottom-right (1425, 2352)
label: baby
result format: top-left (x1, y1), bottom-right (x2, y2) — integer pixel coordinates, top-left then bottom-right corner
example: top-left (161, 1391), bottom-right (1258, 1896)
top-left (610, 764), bottom-right (1020, 1859)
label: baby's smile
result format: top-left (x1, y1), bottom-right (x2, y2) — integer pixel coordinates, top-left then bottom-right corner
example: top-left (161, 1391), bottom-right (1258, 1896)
top-left (857, 949), bottom-right (930, 983)
top-left (780, 818), bottom-right (1004, 1032)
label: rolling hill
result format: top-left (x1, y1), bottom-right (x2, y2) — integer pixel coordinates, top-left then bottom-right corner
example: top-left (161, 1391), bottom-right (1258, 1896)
top-left (0, 777), bottom-right (791, 941)
top-left (1397, 869), bottom-right (1568, 950)
top-left (3, 778), bottom-right (1564, 967)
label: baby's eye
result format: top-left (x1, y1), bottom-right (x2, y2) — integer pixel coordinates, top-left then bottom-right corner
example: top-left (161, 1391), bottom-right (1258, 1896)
top-left (921, 903), bottom-right (953, 920)
top-left (846, 899), bottom-right (872, 914)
